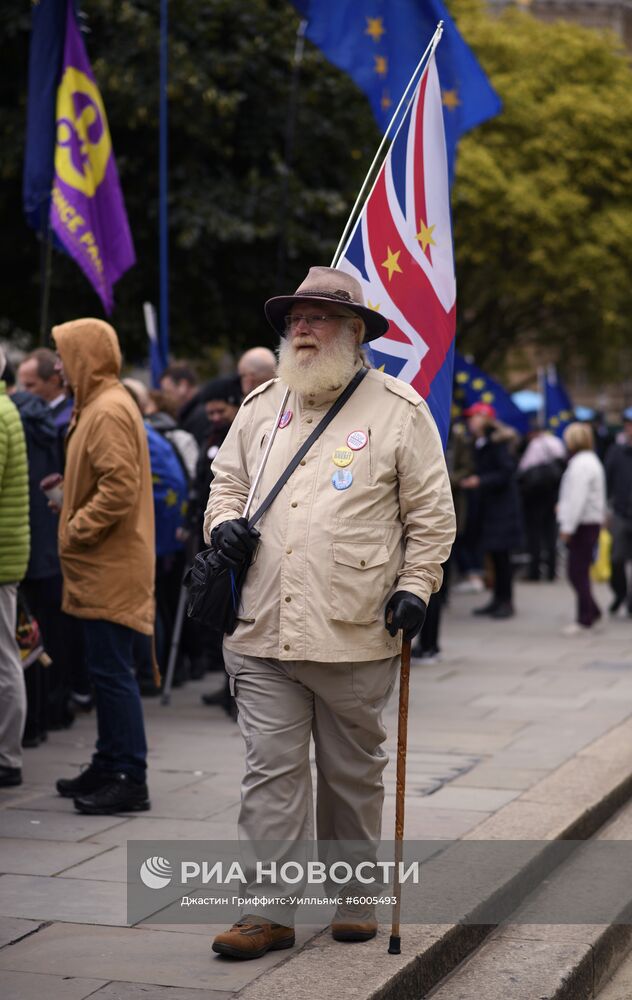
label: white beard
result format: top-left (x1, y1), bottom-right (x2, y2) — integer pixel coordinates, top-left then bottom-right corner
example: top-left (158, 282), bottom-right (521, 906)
top-left (276, 329), bottom-right (360, 396)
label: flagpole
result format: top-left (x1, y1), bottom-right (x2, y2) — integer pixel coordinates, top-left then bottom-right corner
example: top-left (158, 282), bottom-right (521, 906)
top-left (159, 0), bottom-right (169, 371)
top-left (330, 21), bottom-right (444, 268)
top-left (39, 206), bottom-right (53, 346)
top-left (275, 18), bottom-right (307, 290)
top-left (537, 366), bottom-right (546, 430)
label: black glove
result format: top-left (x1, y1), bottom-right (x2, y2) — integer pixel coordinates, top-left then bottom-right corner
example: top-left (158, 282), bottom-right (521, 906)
top-left (384, 591), bottom-right (427, 640)
top-left (211, 517), bottom-right (260, 569)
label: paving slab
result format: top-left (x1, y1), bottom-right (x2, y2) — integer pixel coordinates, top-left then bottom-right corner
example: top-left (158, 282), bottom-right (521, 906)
top-left (0, 874), bottom-right (126, 926)
top-left (0, 838), bottom-right (109, 877)
top-left (0, 923), bottom-right (319, 992)
top-left (0, 808), bottom-right (126, 842)
top-left (450, 766), bottom-right (548, 790)
top-left (0, 915), bottom-right (44, 948)
top-left (0, 970), bottom-right (107, 1000)
top-left (91, 984), bottom-right (231, 1000)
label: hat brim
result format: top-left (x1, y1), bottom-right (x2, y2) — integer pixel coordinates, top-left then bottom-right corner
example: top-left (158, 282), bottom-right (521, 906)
top-left (264, 293), bottom-right (389, 343)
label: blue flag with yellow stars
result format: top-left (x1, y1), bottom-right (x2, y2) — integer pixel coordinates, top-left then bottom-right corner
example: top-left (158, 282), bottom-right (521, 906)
top-left (544, 366), bottom-right (574, 439)
top-left (23, 0), bottom-right (68, 232)
top-left (453, 353), bottom-right (529, 434)
top-left (292, 0), bottom-right (501, 179)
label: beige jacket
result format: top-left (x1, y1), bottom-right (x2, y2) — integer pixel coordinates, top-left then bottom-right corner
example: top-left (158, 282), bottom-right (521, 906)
top-left (204, 366), bottom-right (455, 662)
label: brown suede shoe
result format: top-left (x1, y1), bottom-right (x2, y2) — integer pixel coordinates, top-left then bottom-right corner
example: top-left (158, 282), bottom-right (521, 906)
top-left (331, 901), bottom-right (378, 942)
top-left (212, 915), bottom-right (295, 959)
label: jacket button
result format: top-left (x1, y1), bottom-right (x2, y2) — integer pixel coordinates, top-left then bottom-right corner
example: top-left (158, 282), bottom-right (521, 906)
top-left (291, 501), bottom-right (298, 508)
top-left (286, 548), bottom-right (292, 555)
top-left (300, 460), bottom-right (306, 466)
top-left (360, 560), bottom-right (366, 567)
top-left (283, 644), bottom-right (290, 651)
top-left (285, 596), bottom-right (292, 603)
top-left (306, 417), bottom-right (313, 424)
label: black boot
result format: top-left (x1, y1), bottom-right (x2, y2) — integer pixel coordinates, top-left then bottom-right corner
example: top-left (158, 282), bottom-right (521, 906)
top-left (73, 772), bottom-right (150, 815)
top-left (0, 766), bottom-right (22, 787)
top-left (56, 764), bottom-right (111, 799)
top-left (490, 602), bottom-right (515, 619)
top-left (472, 600), bottom-right (500, 616)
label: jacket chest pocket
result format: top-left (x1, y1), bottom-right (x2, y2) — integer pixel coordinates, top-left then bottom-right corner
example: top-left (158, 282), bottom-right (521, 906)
top-left (329, 541), bottom-right (391, 624)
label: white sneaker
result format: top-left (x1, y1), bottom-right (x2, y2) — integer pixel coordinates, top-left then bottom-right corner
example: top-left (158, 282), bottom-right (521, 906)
top-left (561, 623), bottom-right (590, 636)
top-left (453, 577), bottom-right (484, 595)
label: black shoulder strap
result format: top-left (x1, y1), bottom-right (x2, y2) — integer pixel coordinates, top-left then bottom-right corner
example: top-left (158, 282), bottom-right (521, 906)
top-left (248, 366), bottom-right (368, 528)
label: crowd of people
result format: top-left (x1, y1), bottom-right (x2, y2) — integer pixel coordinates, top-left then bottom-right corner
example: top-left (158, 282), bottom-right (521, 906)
top-left (0, 308), bottom-right (629, 817)
top-left (0, 327), bottom-right (276, 805)
top-left (0, 263), bottom-right (631, 959)
top-left (434, 399), bottom-right (629, 657)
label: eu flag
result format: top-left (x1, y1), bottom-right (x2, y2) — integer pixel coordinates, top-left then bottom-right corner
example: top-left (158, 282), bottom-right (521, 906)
top-left (293, 0), bottom-right (501, 179)
top-left (454, 353), bottom-right (529, 435)
top-left (544, 366), bottom-right (574, 439)
top-left (23, 0), bottom-right (68, 232)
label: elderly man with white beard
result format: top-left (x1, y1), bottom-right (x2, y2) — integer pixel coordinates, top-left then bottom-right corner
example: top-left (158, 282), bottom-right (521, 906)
top-left (205, 267), bottom-right (455, 959)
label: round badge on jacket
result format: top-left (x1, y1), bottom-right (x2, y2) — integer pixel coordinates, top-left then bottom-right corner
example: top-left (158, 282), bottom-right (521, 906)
top-left (332, 447), bottom-right (353, 468)
top-left (346, 430), bottom-right (367, 451)
top-left (332, 469), bottom-right (353, 491)
top-left (278, 410), bottom-right (293, 429)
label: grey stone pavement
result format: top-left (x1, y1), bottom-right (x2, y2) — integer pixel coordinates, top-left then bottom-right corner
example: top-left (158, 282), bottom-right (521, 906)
top-left (2, 577), bottom-right (632, 999)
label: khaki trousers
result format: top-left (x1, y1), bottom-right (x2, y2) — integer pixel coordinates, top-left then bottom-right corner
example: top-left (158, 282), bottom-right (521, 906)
top-left (223, 647), bottom-right (399, 920)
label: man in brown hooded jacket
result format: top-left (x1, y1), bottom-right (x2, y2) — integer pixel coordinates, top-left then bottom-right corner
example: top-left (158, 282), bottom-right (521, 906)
top-left (52, 318), bottom-right (155, 814)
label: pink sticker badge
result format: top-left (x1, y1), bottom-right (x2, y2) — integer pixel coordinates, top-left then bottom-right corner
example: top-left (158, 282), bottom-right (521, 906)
top-left (346, 430), bottom-right (367, 451)
top-left (278, 410), bottom-right (293, 429)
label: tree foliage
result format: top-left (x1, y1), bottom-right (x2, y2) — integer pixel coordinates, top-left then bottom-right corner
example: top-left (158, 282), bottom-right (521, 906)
top-left (0, 0), bottom-right (379, 364)
top-left (0, 0), bottom-right (630, 380)
top-left (451, 0), bottom-right (632, 379)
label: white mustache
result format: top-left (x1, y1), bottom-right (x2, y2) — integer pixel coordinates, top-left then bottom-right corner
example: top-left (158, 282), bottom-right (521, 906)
top-left (293, 338), bottom-right (318, 349)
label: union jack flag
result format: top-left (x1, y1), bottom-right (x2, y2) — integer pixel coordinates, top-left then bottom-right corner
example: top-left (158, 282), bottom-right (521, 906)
top-left (337, 52), bottom-right (456, 446)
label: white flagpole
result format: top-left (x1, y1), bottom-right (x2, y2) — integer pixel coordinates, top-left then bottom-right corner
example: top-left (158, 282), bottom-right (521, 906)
top-left (330, 21), bottom-right (444, 268)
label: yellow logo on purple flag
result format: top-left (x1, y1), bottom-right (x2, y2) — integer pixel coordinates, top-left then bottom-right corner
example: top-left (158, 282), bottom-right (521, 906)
top-left (50, 0), bottom-right (135, 313)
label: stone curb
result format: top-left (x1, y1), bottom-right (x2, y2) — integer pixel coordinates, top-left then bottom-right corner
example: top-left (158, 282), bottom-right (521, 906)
top-left (234, 715), bottom-right (632, 1000)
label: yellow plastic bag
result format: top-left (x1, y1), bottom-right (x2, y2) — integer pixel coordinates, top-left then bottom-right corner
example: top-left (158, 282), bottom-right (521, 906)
top-left (590, 528), bottom-right (611, 582)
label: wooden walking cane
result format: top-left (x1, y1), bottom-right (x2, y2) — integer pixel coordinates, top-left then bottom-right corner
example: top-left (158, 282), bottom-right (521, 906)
top-left (388, 637), bottom-right (412, 954)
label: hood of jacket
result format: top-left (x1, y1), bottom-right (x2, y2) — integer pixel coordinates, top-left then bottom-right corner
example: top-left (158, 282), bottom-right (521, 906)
top-left (52, 318), bottom-right (121, 412)
top-left (12, 390), bottom-right (58, 447)
top-left (147, 410), bottom-right (177, 433)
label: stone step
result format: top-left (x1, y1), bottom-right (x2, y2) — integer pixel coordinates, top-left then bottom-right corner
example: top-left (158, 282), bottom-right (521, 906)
top-left (427, 794), bottom-right (632, 999)
top-left (236, 716), bottom-right (632, 1000)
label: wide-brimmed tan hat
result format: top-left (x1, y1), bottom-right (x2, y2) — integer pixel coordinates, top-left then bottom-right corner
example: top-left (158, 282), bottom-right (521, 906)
top-left (264, 266), bottom-right (389, 343)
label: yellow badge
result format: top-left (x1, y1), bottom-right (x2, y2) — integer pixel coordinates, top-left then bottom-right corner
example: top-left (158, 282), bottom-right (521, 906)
top-left (332, 447), bottom-right (353, 468)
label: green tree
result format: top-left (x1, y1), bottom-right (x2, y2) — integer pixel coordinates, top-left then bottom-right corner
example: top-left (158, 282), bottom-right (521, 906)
top-left (0, 0), bottom-right (379, 366)
top-left (1, 1), bottom-right (631, 381)
top-left (450, 0), bottom-right (632, 380)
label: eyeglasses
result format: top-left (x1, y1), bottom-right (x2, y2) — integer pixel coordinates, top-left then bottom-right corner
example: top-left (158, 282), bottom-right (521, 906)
top-left (284, 313), bottom-right (351, 331)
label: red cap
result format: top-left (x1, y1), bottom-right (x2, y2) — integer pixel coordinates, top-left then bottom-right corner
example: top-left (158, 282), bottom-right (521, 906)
top-left (462, 402), bottom-right (496, 419)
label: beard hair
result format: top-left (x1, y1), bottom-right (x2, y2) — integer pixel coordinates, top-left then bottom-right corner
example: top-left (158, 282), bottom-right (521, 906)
top-left (276, 324), bottom-right (360, 395)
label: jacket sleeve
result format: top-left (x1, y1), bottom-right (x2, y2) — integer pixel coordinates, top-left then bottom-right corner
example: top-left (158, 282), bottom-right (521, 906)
top-left (395, 399), bottom-right (456, 604)
top-left (556, 458), bottom-right (585, 535)
top-left (67, 407), bottom-right (141, 548)
top-left (203, 407), bottom-right (252, 544)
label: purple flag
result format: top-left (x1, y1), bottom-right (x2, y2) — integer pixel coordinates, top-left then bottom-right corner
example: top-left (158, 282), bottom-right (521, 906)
top-left (50, 0), bottom-right (135, 313)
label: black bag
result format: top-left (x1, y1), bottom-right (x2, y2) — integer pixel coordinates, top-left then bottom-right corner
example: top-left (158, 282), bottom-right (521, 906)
top-left (184, 368), bottom-right (368, 634)
top-left (185, 543), bottom-right (250, 636)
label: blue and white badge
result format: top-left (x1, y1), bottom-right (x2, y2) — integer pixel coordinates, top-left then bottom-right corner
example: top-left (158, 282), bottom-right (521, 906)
top-left (332, 468), bottom-right (353, 491)
top-left (278, 410), bottom-right (293, 429)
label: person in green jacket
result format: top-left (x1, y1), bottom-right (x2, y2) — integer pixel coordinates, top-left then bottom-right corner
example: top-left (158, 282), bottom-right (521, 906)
top-left (0, 346), bottom-right (30, 787)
